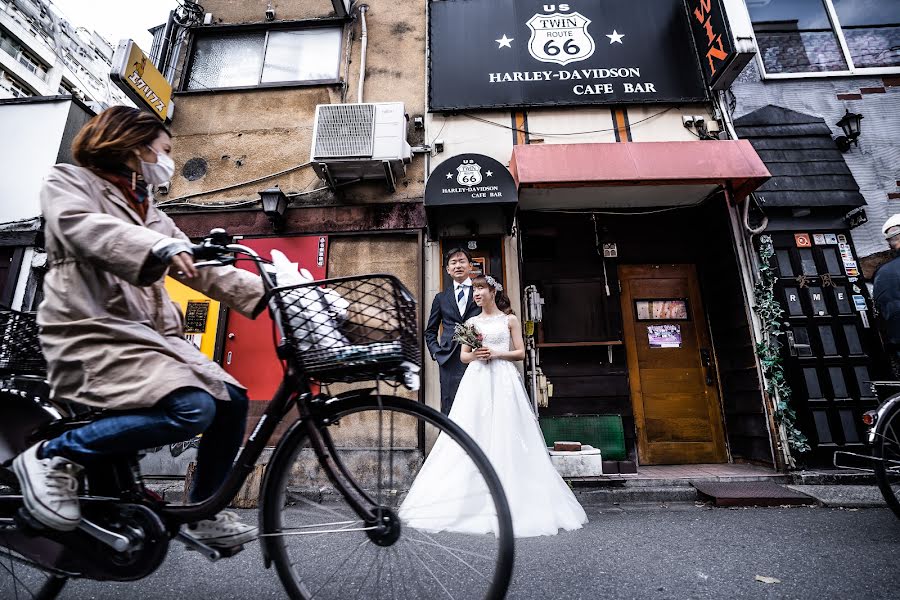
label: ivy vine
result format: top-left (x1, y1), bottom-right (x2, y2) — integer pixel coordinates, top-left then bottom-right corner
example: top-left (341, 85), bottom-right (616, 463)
top-left (753, 235), bottom-right (811, 457)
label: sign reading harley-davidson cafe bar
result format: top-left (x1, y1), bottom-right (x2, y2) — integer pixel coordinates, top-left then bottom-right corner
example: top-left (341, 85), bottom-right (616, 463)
top-left (429, 0), bottom-right (707, 111)
top-left (424, 153), bottom-right (518, 238)
top-left (425, 154), bottom-right (518, 207)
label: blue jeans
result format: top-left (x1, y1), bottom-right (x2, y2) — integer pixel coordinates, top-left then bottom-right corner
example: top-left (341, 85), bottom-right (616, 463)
top-left (42, 384), bottom-right (248, 503)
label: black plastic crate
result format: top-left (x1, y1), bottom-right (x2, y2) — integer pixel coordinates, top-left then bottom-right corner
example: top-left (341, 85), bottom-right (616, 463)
top-left (272, 275), bottom-right (420, 384)
top-left (0, 311), bottom-right (47, 376)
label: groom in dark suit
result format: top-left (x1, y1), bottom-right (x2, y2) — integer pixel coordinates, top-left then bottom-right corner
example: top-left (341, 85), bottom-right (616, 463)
top-left (425, 247), bottom-right (482, 414)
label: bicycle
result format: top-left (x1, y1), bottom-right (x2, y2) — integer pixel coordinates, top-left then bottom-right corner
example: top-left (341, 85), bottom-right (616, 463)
top-left (834, 380), bottom-right (900, 519)
top-left (0, 229), bottom-right (514, 599)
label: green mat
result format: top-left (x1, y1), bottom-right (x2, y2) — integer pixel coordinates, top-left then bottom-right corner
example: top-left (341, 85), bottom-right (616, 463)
top-left (540, 414), bottom-right (626, 461)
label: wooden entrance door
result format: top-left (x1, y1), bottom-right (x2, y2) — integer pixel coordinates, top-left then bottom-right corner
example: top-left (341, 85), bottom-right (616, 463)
top-left (620, 264), bottom-right (727, 464)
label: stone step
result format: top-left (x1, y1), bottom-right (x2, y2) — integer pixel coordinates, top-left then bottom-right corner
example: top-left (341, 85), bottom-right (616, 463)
top-left (566, 474), bottom-right (790, 488)
top-left (791, 470), bottom-right (875, 485)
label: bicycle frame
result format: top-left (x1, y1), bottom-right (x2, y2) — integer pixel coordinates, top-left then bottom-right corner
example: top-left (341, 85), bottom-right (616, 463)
top-left (834, 386), bottom-right (900, 471)
top-left (159, 241), bottom-right (384, 526)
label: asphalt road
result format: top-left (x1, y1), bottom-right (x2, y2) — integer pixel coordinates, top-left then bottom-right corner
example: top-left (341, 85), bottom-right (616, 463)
top-left (16, 503), bottom-right (900, 599)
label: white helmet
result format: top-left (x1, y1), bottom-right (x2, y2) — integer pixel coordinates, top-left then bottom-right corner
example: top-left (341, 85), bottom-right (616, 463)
top-left (884, 214), bottom-right (900, 239)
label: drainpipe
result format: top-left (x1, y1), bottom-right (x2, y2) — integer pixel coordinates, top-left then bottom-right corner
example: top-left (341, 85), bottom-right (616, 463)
top-left (716, 89), bottom-right (792, 471)
top-left (357, 4), bottom-right (369, 103)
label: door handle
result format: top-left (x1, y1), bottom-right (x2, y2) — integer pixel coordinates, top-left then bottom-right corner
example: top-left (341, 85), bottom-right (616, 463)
top-left (699, 348), bottom-right (714, 386)
top-left (226, 351), bottom-right (233, 365)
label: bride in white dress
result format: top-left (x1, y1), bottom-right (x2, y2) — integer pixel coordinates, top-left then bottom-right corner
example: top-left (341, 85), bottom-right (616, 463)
top-left (400, 274), bottom-right (587, 537)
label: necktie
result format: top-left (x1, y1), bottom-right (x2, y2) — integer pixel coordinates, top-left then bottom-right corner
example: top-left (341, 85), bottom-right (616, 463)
top-left (457, 284), bottom-right (467, 315)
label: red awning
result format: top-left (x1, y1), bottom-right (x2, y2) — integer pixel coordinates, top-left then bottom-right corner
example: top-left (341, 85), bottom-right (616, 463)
top-left (509, 140), bottom-right (770, 210)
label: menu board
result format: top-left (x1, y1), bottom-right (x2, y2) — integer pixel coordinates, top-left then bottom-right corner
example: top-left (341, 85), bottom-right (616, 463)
top-left (184, 300), bottom-right (210, 334)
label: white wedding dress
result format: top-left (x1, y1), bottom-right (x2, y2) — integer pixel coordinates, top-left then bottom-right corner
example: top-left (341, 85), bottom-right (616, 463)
top-left (399, 313), bottom-right (587, 537)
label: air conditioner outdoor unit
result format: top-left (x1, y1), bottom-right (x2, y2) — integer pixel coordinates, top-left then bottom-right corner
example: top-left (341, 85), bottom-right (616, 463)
top-left (310, 102), bottom-right (412, 192)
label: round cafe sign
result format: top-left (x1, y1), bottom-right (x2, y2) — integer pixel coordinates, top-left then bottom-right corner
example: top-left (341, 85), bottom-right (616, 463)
top-left (424, 153), bottom-right (518, 207)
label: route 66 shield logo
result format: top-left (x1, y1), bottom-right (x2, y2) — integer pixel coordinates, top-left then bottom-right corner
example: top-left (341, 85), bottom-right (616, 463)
top-left (457, 160), bottom-right (482, 187)
top-left (526, 11), bottom-right (596, 66)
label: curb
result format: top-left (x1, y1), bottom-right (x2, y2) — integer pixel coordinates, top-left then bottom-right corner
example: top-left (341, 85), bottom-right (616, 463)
top-left (140, 470), bottom-right (886, 509)
top-left (789, 471), bottom-right (876, 485)
top-left (574, 486), bottom-right (698, 505)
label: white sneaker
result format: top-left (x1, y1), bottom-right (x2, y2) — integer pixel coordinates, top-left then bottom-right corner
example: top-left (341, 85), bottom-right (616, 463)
top-left (12, 442), bottom-right (82, 531)
top-left (184, 510), bottom-right (258, 548)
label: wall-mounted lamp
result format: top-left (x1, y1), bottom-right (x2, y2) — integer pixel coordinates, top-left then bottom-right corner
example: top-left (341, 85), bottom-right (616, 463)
top-left (835, 109), bottom-right (863, 152)
top-left (259, 186), bottom-right (288, 231)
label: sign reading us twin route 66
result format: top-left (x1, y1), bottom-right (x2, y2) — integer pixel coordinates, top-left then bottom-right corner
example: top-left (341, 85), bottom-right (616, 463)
top-left (429, 0), bottom-right (707, 111)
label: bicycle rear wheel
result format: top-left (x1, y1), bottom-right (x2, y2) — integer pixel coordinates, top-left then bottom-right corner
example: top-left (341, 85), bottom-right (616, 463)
top-left (0, 469), bottom-right (68, 600)
top-left (261, 394), bottom-right (514, 600)
top-left (873, 402), bottom-right (900, 518)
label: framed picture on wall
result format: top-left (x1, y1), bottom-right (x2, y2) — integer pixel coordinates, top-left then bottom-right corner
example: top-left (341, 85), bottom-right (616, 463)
top-left (635, 299), bottom-right (689, 321)
top-left (440, 237), bottom-right (503, 291)
top-left (470, 256), bottom-right (487, 278)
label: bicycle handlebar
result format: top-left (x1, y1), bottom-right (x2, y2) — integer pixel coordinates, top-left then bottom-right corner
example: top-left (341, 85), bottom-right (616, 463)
top-left (188, 228), bottom-right (278, 294)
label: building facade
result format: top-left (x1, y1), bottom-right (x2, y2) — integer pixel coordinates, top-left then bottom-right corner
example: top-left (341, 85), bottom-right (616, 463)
top-left (152, 0), bottom-right (793, 474)
top-left (724, 0), bottom-right (900, 466)
top-left (131, 0), bottom-right (428, 474)
top-left (0, 0), bottom-right (129, 108)
top-left (9, 0), bottom-right (893, 478)
top-left (422, 0), bottom-right (781, 472)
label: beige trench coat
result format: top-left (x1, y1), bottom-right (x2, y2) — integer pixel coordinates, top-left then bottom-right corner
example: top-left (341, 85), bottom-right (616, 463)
top-left (38, 164), bottom-right (264, 410)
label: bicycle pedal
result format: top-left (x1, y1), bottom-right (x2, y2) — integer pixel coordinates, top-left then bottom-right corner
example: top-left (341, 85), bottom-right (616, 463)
top-left (177, 530), bottom-right (223, 562)
top-left (183, 541), bottom-right (245, 556)
top-left (15, 507), bottom-right (51, 533)
top-left (214, 543), bottom-right (246, 558)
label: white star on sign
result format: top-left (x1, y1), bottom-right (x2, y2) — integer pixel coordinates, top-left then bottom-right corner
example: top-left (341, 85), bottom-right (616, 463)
top-left (606, 30), bottom-right (624, 44)
top-left (496, 35), bottom-right (514, 49)
top-left (446, 172), bottom-right (454, 179)
top-left (486, 171), bottom-right (493, 177)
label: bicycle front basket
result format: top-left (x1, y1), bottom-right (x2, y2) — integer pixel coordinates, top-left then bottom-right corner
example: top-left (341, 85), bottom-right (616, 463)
top-left (0, 311), bottom-right (47, 376)
top-left (273, 275), bottom-right (420, 384)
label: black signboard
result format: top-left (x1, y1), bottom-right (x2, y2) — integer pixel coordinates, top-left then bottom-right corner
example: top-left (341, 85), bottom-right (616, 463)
top-left (183, 300), bottom-right (210, 334)
top-left (424, 153), bottom-right (518, 239)
top-left (684, 0), bottom-right (738, 90)
top-left (429, 0), bottom-right (707, 111)
top-left (425, 153), bottom-right (517, 206)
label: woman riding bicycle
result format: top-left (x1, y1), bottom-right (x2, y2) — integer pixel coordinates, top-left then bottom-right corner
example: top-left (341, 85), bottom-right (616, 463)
top-left (13, 106), bottom-right (263, 549)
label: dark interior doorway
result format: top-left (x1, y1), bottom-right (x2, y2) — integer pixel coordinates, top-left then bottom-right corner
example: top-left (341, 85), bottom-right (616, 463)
top-left (519, 196), bottom-right (770, 464)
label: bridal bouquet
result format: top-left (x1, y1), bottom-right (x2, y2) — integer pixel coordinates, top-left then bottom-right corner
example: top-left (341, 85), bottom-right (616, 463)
top-left (452, 322), bottom-right (483, 349)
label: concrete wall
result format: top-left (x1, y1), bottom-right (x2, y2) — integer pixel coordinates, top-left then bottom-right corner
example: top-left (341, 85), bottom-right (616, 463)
top-left (166, 0), bottom-right (427, 207)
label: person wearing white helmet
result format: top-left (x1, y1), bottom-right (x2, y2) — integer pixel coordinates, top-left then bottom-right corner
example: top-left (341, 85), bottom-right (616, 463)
top-left (883, 214), bottom-right (900, 246)
top-left (873, 214), bottom-right (900, 376)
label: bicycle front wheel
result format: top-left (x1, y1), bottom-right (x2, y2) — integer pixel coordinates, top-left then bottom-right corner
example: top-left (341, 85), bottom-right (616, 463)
top-left (873, 402), bottom-right (900, 518)
top-left (261, 394), bottom-right (514, 600)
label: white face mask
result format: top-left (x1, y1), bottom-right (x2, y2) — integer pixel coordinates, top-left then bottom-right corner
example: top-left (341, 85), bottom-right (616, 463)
top-left (139, 146), bottom-right (175, 186)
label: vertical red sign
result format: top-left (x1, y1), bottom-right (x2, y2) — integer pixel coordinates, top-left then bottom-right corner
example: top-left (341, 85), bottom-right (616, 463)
top-left (222, 235), bottom-right (328, 399)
